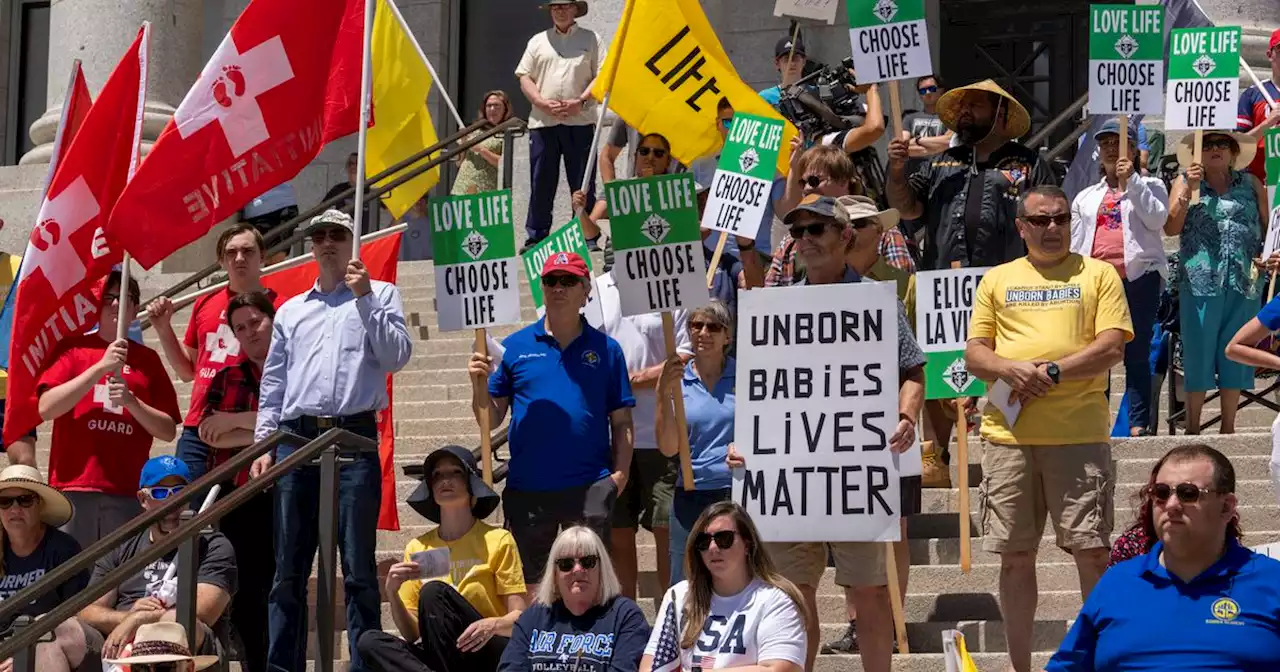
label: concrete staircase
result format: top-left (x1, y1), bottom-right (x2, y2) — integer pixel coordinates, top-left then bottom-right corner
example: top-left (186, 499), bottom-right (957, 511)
top-left (24, 249), bottom-right (1277, 671)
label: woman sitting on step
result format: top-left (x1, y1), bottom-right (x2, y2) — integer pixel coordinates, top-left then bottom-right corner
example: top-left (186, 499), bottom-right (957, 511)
top-left (358, 445), bottom-right (528, 672)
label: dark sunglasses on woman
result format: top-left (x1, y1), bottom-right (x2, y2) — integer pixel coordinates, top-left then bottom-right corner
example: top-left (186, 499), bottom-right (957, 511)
top-left (688, 320), bottom-right (725, 333)
top-left (694, 530), bottom-right (737, 552)
top-left (636, 147), bottom-right (668, 158)
top-left (0, 494), bottom-right (37, 509)
top-left (555, 555), bottom-right (600, 572)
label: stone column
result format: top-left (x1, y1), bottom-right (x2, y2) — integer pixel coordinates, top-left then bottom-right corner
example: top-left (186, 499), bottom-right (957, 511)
top-left (20, 0), bottom-right (203, 165)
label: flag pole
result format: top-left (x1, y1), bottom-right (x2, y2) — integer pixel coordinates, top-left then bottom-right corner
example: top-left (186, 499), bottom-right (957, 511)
top-left (577, 0), bottom-right (636, 224)
top-left (383, 0), bottom-right (465, 130)
top-left (352, 0), bottom-right (377, 260)
top-left (117, 23), bottom-right (151, 343)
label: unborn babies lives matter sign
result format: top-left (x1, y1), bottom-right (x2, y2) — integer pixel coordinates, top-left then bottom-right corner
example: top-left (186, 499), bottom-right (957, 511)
top-left (1166, 27), bottom-right (1241, 131)
top-left (607, 173), bottom-right (710, 317)
top-left (847, 0), bottom-right (932, 84)
top-left (430, 190), bottom-right (522, 331)
top-left (734, 282), bottom-right (902, 543)
top-left (701, 113), bottom-right (784, 240)
top-left (1088, 5), bottom-right (1164, 115)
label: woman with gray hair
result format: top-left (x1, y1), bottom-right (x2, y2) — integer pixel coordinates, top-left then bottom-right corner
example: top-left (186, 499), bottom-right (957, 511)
top-left (655, 300), bottom-right (737, 586)
top-left (499, 526), bottom-right (650, 672)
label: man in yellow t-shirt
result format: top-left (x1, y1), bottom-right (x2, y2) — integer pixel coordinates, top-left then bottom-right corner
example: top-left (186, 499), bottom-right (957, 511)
top-left (358, 445), bottom-right (526, 672)
top-left (0, 242), bottom-right (36, 467)
top-left (965, 185), bottom-right (1132, 672)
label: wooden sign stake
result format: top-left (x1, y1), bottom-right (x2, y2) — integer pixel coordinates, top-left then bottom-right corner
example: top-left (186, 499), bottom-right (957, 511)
top-left (661, 313), bottom-right (697, 491)
top-left (473, 328), bottom-right (494, 485)
top-left (956, 403), bottom-right (972, 574)
top-left (885, 542), bottom-right (910, 654)
top-left (1118, 114), bottom-right (1129, 190)
top-left (1191, 130), bottom-right (1203, 205)
top-left (706, 231), bottom-right (730, 289)
top-left (888, 83), bottom-right (904, 139)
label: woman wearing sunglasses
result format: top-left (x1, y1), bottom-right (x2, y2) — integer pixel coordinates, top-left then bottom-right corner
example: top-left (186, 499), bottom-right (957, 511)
top-left (1165, 130), bottom-right (1270, 434)
top-left (654, 300), bottom-right (736, 586)
top-left (500, 526), bottom-right (649, 672)
top-left (573, 133), bottom-right (676, 236)
top-left (641, 501), bottom-right (807, 672)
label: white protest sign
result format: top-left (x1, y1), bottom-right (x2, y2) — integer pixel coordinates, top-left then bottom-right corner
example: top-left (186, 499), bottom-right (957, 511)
top-left (1087, 5), bottom-right (1165, 115)
top-left (733, 282), bottom-right (902, 543)
top-left (701, 112), bottom-right (784, 241)
top-left (774, 0), bottom-right (839, 24)
top-left (847, 0), bottom-right (932, 84)
top-left (430, 190), bottom-right (522, 331)
top-left (607, 174), bottom-right (710, 317)
top-left (1165, 26), bottom-right (1242, 131)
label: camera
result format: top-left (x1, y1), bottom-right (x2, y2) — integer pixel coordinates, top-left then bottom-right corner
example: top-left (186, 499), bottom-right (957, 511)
top-left (776, 57), bottom-right (864, 139)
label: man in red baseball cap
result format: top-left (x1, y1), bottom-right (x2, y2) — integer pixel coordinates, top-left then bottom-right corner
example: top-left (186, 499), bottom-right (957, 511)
top-left (1237, 29), bottom-right (1280, 182)
top-left (467, 251), bottom-right (635, 599)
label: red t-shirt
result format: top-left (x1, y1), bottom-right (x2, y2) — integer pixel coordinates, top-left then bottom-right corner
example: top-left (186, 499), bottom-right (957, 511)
top-left (37, 335), bottom-right (182, 495)
top-left (181, 287), bottom-right (280, 427)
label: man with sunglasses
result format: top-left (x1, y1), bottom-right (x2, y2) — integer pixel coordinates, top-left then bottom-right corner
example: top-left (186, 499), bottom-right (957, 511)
top-left (37, 270), bottom-right (182, 549)
top-left (251, 208), bottom-right (412, 672)
top-left (901, 75), bottom-right (953, 175)
top-left (470, 251), bottom-right (634, 599)
top-left (1048, 444), bottom-right (1280, 670)
top-left (965, 186), bottom-right (1132, 672)
top-left (78, 456), bottom-right (237, 664)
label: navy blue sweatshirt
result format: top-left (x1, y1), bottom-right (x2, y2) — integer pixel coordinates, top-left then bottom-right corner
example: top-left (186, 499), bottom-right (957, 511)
top-left (499, 596), bottom-right (650, 672)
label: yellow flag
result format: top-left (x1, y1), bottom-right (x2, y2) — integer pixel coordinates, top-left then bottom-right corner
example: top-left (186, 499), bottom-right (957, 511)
top-left (591, 0), bottom-right (797, 175)
top-left (367, 0), bottom-right (440, 219)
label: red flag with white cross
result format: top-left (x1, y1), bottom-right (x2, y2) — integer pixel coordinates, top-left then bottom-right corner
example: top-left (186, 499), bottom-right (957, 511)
top-left (3, 26), bottom-right (149, 446)
top-left (106, 0), bottom-right (363, 269)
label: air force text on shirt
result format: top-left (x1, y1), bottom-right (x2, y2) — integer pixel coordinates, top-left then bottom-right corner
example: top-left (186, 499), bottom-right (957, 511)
top-left (528, 629), bottom-right (616, 669)
top-left (1004, 284), bottom-right (1083, 308)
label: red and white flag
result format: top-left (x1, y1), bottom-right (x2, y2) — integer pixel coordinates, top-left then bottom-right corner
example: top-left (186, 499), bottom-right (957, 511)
top-left (42, 62), bottom-right (93, 193)
top-left (106, 0), bottom-right (362, 269)
top-left (3, 26), bottom-right (149, 446)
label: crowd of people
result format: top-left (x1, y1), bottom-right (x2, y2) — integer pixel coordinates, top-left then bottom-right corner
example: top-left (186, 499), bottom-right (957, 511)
top-left (1, 1), bottom-right (1280, 670)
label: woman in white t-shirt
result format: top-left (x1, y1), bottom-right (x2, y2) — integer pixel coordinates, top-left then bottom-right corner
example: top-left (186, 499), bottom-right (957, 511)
top-left (640, 502), bottom-right (808, 672)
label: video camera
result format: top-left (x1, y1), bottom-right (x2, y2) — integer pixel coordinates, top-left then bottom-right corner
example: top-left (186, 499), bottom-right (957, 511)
top-left (776, 57), bottom-right (864, 139)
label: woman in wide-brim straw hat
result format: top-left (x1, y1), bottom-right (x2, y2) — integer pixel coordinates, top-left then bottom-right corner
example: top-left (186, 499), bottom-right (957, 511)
top-left (936, 79), bottom-right (1032, 141)
top-left (1166, 129), bottom-right (1272, 434)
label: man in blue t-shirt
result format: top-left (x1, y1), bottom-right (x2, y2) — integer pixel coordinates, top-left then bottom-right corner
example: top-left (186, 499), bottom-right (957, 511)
top-left (1047, 444), bottom-right (1280, 671)
top-left (468, 251), bottom-right (636, 594)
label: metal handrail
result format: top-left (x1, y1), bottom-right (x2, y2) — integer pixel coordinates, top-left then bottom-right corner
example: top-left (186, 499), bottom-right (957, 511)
top-left (402, 426), bottom-right (511, 484)
top-left (1025, 92), bottom-right (1089, 150)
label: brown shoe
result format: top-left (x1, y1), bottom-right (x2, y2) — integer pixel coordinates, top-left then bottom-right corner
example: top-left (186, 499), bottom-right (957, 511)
top-left (920, 440), bottom-right (952, 488)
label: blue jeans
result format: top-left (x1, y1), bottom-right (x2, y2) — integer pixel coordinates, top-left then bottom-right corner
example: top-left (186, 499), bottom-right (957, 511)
top-left (526, 124), bottom-right (595, 240)
top-left (175, 426), bottom-right (211, 482)
top-left (1122, 272), bottom-right (1161, 430)
top-left (668, 488), bottom-right (731, 586)
top-left (267, 417), bottom-right (381, 672)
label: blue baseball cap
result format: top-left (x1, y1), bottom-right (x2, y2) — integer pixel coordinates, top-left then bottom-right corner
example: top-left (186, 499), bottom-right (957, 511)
top-left (1094, 118), bottom-right (1139, 144)
top-left (139, 455), bottom-right (191, 489)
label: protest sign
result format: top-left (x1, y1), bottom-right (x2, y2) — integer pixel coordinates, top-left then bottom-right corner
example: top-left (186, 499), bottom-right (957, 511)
top-left (915, 268), bottom-right (989, 400)
top-left (1165, 26), bottom-right (1241, 131)
top-left (1088, 5), bottom-right (1165, 115)
top-left (701, 113), bottom-right (784, 240)
top-left (1263, 130), bottom-right (1280, 265)
top-left (774, 0), bottom-right (839, 24)
top-left (607, 174), bottom-right (711, 317)
top-left (847, 0), bottom-right (932, 84)
top-left (733, 282), bottom-right (901, 542)
top-left (430, 190), bottom-right (521, 332)
top-left (521, 219), bottom-right (593, 310)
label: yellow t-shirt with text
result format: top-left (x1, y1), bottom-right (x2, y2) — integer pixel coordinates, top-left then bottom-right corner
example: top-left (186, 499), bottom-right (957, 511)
top-left (969, 254), bottom-right (1132, 445)
top-left (398, 521), bottom-right (526, 619)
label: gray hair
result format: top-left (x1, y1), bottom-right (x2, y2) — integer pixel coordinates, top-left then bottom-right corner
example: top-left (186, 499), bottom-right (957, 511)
top-left (688, 300), bottom-right (734, 336)
top-left (534, 526), bottom-right (622, 606)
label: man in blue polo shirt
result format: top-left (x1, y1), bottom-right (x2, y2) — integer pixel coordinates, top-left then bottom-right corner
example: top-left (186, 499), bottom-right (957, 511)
top-left (1048, 444), bottom-right (1280, 671)
top-left (468, 251), bottom-right (635, 595)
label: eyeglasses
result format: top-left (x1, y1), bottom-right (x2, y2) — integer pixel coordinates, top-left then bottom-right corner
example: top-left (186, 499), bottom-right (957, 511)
top-left (720, 118), bottom-right (733, 130)
top-left (918, 85), bottom-right (939, 95)
top-left (688, 320), bottom-right (725, 333)
top-left (1147, 482), bottom-right (1221, 504)
top-left (143, 485), bottom-right (186, 501)
top-left (1019, 213), bottom-right (1070, 228)
top-left (694, 530), bottom-right (737, 552)
top-left (310, 228), bottom-right (350, 244)
top-left (430, 468), bottom-right (466, 484)
top-left (0, 494), bottom-right (38, 509)
top-left (798, 175), bottom-right (829, 190)
top-left (102, 292), bottom-right (140, 306)
top-left (788, 222), bottom-right (831, 240)
top-left (636, 146), bottom-right (668, 158)
top-left (1203, 137), bottom-right (1236, 151)
top-left (555, 555), bottom-right (600, 572)
top-left (541, 274), bottom-right (582, 288)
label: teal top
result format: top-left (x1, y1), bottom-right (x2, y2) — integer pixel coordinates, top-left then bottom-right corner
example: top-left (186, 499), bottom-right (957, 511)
top-left (1179, 169), bottom-right (1264, 299)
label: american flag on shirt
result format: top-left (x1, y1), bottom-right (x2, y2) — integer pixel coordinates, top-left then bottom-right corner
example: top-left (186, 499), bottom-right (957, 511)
top-left (651, 597), bottom-right (683, 672)
top-left (692, 654), bottom-right (717, 670)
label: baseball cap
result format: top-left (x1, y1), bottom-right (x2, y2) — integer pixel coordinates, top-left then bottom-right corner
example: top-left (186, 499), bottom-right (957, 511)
top-left (774, 36), bottom-right (806, 60)
top-left (305, 208), bottom-right (355, 235)
top-left (541, 251), bottom-right (590, 278)
top-left (139, 455), bottom-right (191, 489)
top-left (1270, 28), bottom-right (1280, 52)
top-left (1093, 118), bottom-right (1139, 144)
top-left (783, 194), bottom-right (851, 228)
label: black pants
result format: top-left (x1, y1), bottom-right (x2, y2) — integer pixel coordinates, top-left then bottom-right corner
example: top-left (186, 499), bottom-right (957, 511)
top-left (220, 486), bottom-right (275, 672)
top-left (357, 582), bottom-right (507, 672)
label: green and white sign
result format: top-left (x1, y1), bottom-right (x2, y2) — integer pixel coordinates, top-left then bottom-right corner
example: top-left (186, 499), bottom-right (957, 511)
top-left (915, 268), bottom-right (989, 400)
top-left (1262, 130), bottom-right (1280, 260)
top-left (700, 112), bottom-right (784, 240)
top-left (520, 219), bottom-right (593, 310)
top-left (847, 0), bottom-right (931, 84)
top-left (608, 173), bottom-right (710, 317)
top-left (1087, 5), bottom-right (1164, 115)
top-left (1166, 26), bottom-right (1242, 131)
top-left (429, 190), bottom-right (521, 331)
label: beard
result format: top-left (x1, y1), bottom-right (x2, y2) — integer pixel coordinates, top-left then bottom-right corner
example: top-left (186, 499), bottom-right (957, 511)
top-left (956, 119), bottom-right (996, 145)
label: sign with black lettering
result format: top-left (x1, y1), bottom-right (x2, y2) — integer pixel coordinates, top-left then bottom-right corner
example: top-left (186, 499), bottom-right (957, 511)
top-left (518, 218), bottom-right (604, 327)
top-left (1268, 129), bottom-right (1280, 228)
top-left (774, 0), bottom-right (839, 24)
top-left (733, 282), bottom-right (901, 542)
top-left (1088, 5), bottom-right (1164, 115)
top-left (847, 0), bottom-right (932, 84)
top-left (607, 174), bottom-right (711, 316)
top-left (1166, 26), bottom-right (1241, 131)
top-left (700, 113), bottom-right (784, 241)
top-left (430, 190), bottom-right (522, 331)
top-left (915, 268), bottom-right (988, 400)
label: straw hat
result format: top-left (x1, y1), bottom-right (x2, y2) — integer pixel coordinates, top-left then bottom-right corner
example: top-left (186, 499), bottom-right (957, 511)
top-left (937, 79), bottom-right (1032, 140)
top-left (0, 465), bottom-right (72, 527)
top-left (837, 195), bottom-right (901, 231)
top-left (1175, 131), bottom-right (1258, 171)
top-left (102, 622), bottom-right (219, 669)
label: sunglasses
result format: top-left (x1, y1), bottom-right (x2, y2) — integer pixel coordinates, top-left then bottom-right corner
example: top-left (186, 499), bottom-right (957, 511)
top-left (720, 118), bottom-right (733, 130)
top-left (102, 292), bottom-right (140, 306)
top-left (555, 555), bottom-right (600, 572)
top-left (143, 485), bottom-right (186, 501)
top-left (918, 85), bottom-right (939, 95)
top-left (789, 222), bottom-right (831, 240)
top-left (0, 494), bottom-right (38, 509)
top-left (636, 147), bottom-right (668, 158)
top-left (689, 320), bottom-right (725, 333)
top-left (1203, 137), bottom-right (1236, 151)
top-left (541, 274), bottom-right (582, 288)
top-left (798, 175), bottom-right (828, 189)
top-left (310, 228), bottom-right (350, 244)
top-left (1020, 213), bottom-right (1070, 228)
top-left (694, 530), bottom-right (737, 552)
top-left (1148, 482), bottom-right (1220, 504)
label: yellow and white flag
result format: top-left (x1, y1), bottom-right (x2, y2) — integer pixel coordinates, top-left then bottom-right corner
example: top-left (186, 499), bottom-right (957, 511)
top-left (942, 629), bottom-right (981, 672)
top-left (591, 0), bottom-right (797, 175)
top-left (367, 0), bottom-right (440, 219)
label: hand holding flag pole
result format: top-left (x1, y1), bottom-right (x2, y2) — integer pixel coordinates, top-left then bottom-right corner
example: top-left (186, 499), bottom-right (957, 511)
top-left (351, 0), bottom-right (377, 261)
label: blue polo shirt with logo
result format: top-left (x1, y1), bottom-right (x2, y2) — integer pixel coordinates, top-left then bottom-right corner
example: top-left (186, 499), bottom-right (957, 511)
top-left (1047, 539), bottom-right (1280, 671)
top-left (490, 318), bottom-right (635, 491)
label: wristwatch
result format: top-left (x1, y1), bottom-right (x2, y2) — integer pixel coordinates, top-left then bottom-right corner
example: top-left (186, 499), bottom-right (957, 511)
top-left (1045, 362), bottom-right (1061, 384)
